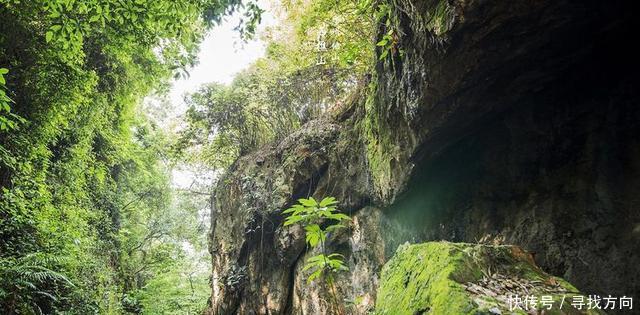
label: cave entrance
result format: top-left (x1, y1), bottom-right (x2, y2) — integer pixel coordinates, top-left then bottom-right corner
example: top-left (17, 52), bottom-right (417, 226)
top-left (379, 1), bottom-right (640, 298)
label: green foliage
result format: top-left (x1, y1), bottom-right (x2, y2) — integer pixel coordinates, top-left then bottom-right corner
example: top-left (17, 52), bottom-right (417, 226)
top-left (376, 242), bottom-right (584, 314)
top-left (283, 197), bottom-right (350, 284)
top-left (374, 3), bottom-right (401, 61)
top-left (1, 0), bottom-right (263, 66)
top-left (180, 0), bottom-right (382, 169)
top-left (180, 82), bottom-right (266, 161)
top-left (281, 0), bottom-right (376, 71)
top-left (0, 68), bottom-right (24, 132)
top-left (0, 0), bottom-right (381, 312)
top-left (0, 253), bottom-right (74, 314)
top-left (302, 253), bottom-right (348, 283)
top-left (0, 0), bottom-right (252, 312)
top-left (133, 252), bottom-right (211, 315)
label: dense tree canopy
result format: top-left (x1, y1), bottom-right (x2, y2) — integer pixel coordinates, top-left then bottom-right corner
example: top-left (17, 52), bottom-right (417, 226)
top-left (180, 0), bottom-right (378, 169)
top-left (1, 0), bottom-right (380, 313)
top-left (0, 0), bottom-right (263, 313)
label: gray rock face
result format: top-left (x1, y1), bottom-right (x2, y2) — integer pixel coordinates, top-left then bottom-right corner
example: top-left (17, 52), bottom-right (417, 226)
top-left (206, 0), bottom-right (639, 313)
top-left (290, 207), bottom-right (385, 314)
top-left (374, 0), bottom-right (640, 303)
top-left (207, 114), bottom-right (377, 314)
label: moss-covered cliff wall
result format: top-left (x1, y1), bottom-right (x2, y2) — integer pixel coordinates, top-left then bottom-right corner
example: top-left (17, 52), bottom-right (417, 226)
top-left (206, 0), bottom-right (639, 313)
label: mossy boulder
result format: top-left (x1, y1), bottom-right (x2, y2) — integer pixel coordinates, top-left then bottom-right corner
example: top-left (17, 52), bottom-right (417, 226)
top-left (376, 242), bottom-right (603, 315)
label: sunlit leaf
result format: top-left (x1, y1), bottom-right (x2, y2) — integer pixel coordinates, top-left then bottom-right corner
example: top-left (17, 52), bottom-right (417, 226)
top-left (298, 198), bottom-right (317, 207)
top-left (319, 197), bottom-right (337, 207)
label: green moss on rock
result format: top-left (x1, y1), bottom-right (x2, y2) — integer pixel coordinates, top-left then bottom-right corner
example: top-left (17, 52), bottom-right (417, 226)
top-left (362, 78), bottom-right (404, 203)
top-left (425, 0), bottom-right (457, 36)
top-left (375, 242), bottom-right (603, 315)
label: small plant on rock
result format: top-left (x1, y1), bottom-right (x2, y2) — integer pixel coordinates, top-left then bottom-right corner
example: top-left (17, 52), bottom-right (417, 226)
top-left (283, 197), bottom-right (351, 283)
top-left (283, 196), bottom-right (350, 313)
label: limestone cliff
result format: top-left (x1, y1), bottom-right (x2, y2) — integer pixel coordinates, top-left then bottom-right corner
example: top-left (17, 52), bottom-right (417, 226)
top-left (206, 0), bottom-right (639, 313)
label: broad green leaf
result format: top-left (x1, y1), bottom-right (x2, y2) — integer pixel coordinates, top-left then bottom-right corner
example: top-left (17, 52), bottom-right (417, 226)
top-left (301, 263), bottom-right (317, 272)
top-left (306, 232), bottom-right (319, 247)
top-left (306, 255), bottom-right (325, 264)
top-left (307, 269), bottom-right (323, 283)
top-left (319, 197), bottom-right (337, 207)
top-left (282, 204), bottom-right (304, 214)
top-left (379, 49), bottom-right (389, 60)
top-left (298, 198), bottom-right (317, 207)
top-left (304, 224), bottom-right (321, 233)
top-left (284, 215), bottom-right (304, 226)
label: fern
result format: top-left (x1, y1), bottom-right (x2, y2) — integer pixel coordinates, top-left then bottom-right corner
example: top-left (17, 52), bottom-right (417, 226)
top-left (0, 253), bottom-right (74, 313)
